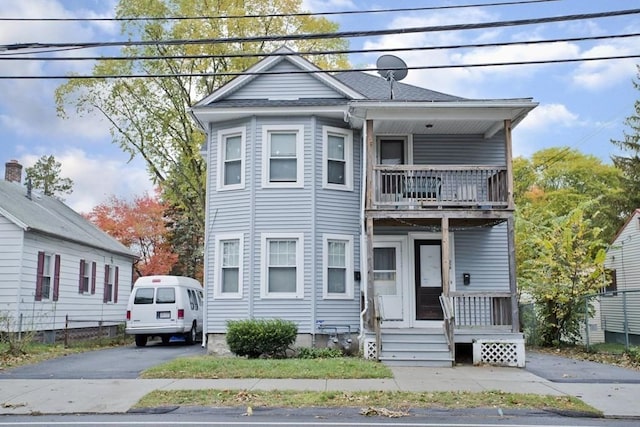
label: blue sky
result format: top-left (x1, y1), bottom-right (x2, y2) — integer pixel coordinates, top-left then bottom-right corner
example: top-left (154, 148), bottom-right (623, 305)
top-left (0, 0), bottom-right (638, 213)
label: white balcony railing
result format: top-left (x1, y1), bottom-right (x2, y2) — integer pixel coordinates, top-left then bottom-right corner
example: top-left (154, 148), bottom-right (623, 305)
top-left (372, 165), bottom-right (508, 210)
top-left (451, 291), bottom-right (513, 328)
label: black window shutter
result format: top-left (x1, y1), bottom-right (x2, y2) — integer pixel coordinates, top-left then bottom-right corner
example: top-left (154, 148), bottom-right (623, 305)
top-left (53, 255), bottom-right (61, 301)
top-left (78, 260), bottom-right (85, 294)
top-left (35, 251), bottom-right (44, 301)
top-left (91, 261), bottom-right (97, 294)
top-left (113, 266), bottom-right (119, 303)
top-left (103, 265), bottom-right (110, 303)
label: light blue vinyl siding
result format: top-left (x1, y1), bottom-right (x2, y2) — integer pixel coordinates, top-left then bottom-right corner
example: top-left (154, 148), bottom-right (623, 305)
top-left (453, 223), bottom-right (510, 291)
top-left (413, 132), bottom-right (506, 165)
top-left (0, 216), bottom-right (24, 316)
top-left (228, 61), bottom-right (344, 100)
top-left (205, 115), bottom-right (362, 334)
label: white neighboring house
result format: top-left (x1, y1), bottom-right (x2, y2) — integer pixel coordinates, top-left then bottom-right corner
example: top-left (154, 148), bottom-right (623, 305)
top-left (603, 208), bottom-right (640, 346)
top-left (0, 160), bottom-right (136, 341)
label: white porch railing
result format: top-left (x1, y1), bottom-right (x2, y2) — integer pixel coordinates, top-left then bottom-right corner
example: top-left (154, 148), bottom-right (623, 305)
top-left (373, 165), bottom-right (508, 209)
top-left (451, 292), bottom-right (513, 328)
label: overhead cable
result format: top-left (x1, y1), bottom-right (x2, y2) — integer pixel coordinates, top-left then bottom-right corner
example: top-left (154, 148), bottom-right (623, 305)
top-left (1, 8), bottom-right (639, 52)
top-left (1, 32), bottom-right (638, 61)
top-left (0, 54), bottom-right (636, 79)
top-left (0, 0), bottom-right (560, 22)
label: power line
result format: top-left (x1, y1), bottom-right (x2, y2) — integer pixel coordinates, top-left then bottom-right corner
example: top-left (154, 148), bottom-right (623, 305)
top-left (1, 32), bottom-right (638, 61)
top-left (2, 8), bottom-right (639, 52)
top-left (0, 0), bottom-right (560, 22)
top-left (1, 54), bottom-right (636, 80)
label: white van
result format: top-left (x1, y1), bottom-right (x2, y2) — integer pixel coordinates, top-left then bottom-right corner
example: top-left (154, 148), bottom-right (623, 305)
top-left (125, 275), bottom-right (204, 347)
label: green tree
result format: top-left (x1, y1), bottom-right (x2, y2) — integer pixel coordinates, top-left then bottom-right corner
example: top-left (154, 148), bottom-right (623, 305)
top-left (611, 65), bottom-right (640, 217)
top-left (55, 0), bottom-right (348, 271)
top-left (518, 205), bottom-right (606, 346)
top-left (24, 155), bottom-right (74, 200)
top-left (514, 147), bottom-right (623, 241)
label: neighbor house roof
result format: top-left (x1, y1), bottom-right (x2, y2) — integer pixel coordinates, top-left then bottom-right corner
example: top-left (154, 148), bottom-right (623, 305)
top-left (0, 180), bottom-right (135, 258)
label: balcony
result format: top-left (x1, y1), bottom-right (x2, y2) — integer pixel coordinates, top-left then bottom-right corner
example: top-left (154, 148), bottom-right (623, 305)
top-left (371, 165), bottom-right (509, 210)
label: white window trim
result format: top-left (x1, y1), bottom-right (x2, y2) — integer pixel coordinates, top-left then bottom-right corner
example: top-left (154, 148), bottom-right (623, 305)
top-left (217, 126), bottom-right (246, 191)
top-left (261, 125), bottom-right (305, 188)
top-left (214, 233), bottom-right (244, 299)
top-left (81, 259), bottom-right (92, 294)
top-left (322, 126), bottom-right (353, 191)
top-left (261, 232), bottom-right (304, 299)
top-left (322, 234), bottom-right (354, 299)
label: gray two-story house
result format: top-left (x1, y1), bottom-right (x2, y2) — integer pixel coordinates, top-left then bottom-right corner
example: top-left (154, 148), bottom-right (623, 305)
top-left (191, 47), bottom-right (536, 366)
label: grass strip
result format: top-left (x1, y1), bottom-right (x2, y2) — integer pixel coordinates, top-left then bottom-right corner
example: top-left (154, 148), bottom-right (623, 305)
top-left (140, 356), bottom-right (393, 379)
top-left (135, 389), bottom-right (600, 416)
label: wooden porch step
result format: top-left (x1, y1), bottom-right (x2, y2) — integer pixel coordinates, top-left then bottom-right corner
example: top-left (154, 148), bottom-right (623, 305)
top-left (379, 328), bottom-right (453, 367)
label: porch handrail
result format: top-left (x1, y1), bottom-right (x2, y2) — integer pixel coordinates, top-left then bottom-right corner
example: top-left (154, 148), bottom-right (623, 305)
top-left (374, 295), bottom-right (382, 362)
top-left (372, 164), bottom-right (508, 209)
top-left (439, 295), bottom-right (456, 361)
top-left (450, 291), bottom-right (513, 327)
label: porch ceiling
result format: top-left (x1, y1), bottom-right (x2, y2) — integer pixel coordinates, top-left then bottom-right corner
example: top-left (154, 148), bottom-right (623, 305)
top-left (373, 119), bottom-right (497, 136)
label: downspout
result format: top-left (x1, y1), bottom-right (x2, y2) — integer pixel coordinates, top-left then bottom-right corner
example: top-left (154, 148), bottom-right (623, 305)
top-left (358, 119), bottom-right (368, 344)
top-left (311, 116), bottom-right (317, 346)
top-left (249, 116), bottom-right (257, 319)
top-left (201, 123), bottom-right (212, 349)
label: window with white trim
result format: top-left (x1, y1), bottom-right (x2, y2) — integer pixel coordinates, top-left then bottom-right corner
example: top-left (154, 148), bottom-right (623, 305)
top-left (40, 253), bottom-right (52, 300)
top-left (322, 126), bottom-right (353, 190)
top-left (217, 127), bottom-right (245, 190)
top-left (262, 125), bottom-right (304, 188)
top-left (323, 234), bottom-right (354, 299)
top-left (79, 259), bottom-right (92, 294)
top-left (261, 233), bottom-right (304, 298)
top-left (214, 233), bottom-right (243, 298)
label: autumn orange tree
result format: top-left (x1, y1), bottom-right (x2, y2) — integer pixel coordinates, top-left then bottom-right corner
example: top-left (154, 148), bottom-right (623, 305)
top-left (86, 192), bottom-right (177, 277)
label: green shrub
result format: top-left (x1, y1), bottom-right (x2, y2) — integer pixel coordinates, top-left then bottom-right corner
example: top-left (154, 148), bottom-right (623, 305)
top-left (296, 346), bottom-right (344, 359)
top-left (226, 318), bottom-right (297, 358)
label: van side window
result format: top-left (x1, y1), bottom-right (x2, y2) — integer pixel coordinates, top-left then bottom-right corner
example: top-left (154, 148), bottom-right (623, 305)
top-left (133, 288), bottom-right (154, 304)
top-left (156, 288), bottom-right (176, 304)
top-left (188, 289), bottom-right (196, 310)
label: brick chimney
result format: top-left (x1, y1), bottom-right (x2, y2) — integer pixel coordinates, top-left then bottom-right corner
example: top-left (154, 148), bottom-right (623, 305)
top-left (5, 160), bottom-right (23, 183)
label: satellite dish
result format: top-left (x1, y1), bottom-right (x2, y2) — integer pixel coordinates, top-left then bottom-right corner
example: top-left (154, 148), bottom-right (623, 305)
top-left (376, 55), bottom-right (408, 99)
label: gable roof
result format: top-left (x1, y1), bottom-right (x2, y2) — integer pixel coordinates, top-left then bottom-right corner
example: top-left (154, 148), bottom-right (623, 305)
top-left (195, 46), bottom-right (364, 107)
top-left (609, 208), bottom-right (640, 245)
top-left (0, 180), bottom-right (135, 258)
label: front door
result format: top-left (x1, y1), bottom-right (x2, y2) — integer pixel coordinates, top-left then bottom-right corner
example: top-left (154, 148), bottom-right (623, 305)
top-left (414, 240), bottom-right (443, 320)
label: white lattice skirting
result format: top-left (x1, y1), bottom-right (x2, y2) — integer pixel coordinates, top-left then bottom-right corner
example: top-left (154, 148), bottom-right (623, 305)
top-left (472, 339), bottom-right (525, 367)
top-left (364, 338), bottom-right (377, 360)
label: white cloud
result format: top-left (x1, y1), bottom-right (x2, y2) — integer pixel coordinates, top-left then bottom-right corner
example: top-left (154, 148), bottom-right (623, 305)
top-left (518, 103), bottom-right (579, 132)
top-left (572, 41), bottom-right (639, 90)
top-left (20, 148), bottom-right (154, 214)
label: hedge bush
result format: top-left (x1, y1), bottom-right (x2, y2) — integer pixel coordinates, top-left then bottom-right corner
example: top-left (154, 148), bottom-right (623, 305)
top-left (296, 346), bottom-right (344, 359)
top-left (226, 318), bottom-right (297, 358)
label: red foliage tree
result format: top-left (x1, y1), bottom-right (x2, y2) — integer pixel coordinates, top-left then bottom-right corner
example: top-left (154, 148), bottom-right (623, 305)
top-left (85, 192), bottom-right (178, 277)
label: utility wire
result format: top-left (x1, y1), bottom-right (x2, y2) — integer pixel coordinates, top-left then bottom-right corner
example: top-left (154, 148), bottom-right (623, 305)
top-left (2, 8), bottom-right (638, 52)
top-left (0, 54), bottom-right (636, 80)
top-left (1, 32), bottom-right (637, 61)
top-left (0, 0), bottom-right (560, 22)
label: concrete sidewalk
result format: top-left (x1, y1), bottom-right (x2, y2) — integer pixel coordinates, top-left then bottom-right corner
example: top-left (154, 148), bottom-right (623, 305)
top-left (1, 365), bottom-right (639, 418)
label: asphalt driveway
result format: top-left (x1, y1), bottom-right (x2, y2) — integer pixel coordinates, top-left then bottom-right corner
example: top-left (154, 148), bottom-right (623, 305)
top-left (525, 350), bottom-right (640, 383)
top-left (0, 339), bottom-right (206, 379)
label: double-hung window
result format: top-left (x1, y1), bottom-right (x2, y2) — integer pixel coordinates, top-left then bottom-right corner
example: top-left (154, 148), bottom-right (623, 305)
top-left (322, 126), bottom-right (353, 190)
top-left (262, 125), bottom-right (304, 188)
top-left (79, 259), bottom-right (92, 294)
top-left (103, 264), bottom-right (119, 303)
top-left (323, 234), bottom-right (354, 299)
top-left (261, 233), bottom-right (304, 298)
top-left (35, 252), bottom-right (60, 301)
top-left (217, 127), bottom-right (245, 190)
top-left (214, 233), bottom-right (243, 299)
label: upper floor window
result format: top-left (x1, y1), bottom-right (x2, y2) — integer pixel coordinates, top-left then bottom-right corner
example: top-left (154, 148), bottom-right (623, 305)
top-left (214, 233), bottom-right (244, 299)
top-left (323, 234), bottom-right (354, 299)
top-left (217, 127), bottom-right (245, 190)
top-left (262, 125), bottom-right (304, 188)
top-left (261, 233), bottom-right (304, 299)
top-left (323, 126), bottom-right (353, 191)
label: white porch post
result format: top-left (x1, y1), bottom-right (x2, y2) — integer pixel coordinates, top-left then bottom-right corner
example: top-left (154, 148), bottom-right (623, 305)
top-left (441, 217), bottom-right (450, 296)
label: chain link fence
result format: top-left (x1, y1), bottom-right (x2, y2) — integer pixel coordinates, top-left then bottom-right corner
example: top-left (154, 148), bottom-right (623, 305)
top-left (520, 289), bottom-right (640, 350)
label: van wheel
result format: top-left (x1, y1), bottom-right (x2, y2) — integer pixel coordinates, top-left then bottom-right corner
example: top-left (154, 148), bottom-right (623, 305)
top-left (135, 335), bottom-right (147, 347)
top-left (185, 323), bottom-right (196, 345)
top-left (161, 336), bottom-right (171, 345)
